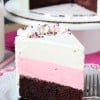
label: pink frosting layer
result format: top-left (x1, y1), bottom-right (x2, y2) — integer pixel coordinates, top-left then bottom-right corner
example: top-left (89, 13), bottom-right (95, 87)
top-left (18, 55), bottom-right (83, 90)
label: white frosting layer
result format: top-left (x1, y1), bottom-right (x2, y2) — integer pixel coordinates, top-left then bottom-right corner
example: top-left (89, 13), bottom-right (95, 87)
top-left (16, 26), bottom-right (84, 71)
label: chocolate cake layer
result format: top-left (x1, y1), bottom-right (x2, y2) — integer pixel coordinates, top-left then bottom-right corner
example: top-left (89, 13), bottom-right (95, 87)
top-left (74, 0), bottom-right (97, 12)
top-left (19, 75), bottom-right (83, 100)
top-left (30, 0), bottom-right (74, 9)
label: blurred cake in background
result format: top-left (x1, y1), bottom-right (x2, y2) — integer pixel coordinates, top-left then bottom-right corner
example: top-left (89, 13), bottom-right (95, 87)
top-left (16, 0), bottom-right (99, 14)
top-left (29, 0), bottom-right (97, 12)
top-left (5, 0), bottom-right (100, 23)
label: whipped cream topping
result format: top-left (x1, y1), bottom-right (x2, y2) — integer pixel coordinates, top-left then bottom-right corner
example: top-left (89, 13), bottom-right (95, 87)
top-left (17, 24), bottom-right (70, 38)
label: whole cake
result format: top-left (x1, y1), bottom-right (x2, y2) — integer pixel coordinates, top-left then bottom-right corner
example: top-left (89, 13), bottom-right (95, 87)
top-left (30, 0), bottom-right (97, 12)
top-left (15, 24), bottom-right (85, 100)
top-left (5, 0), bottom-right (100, 23)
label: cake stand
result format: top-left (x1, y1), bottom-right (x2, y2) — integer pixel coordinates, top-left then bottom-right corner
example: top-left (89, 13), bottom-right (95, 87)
top-left (4, 0), bottom-right (100, 30)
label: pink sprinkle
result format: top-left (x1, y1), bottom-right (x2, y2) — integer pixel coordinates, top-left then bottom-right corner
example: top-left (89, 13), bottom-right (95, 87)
top-left (53, 24), bottom-right (59, 32)
top-left (61, 32), bottom-right (65, 34)
top-left (47, 33), bottom-right (53, 36)
top-left (31, 34), bottom-right (37, 38)
top-left (41, 25), bottom-right (45, 30)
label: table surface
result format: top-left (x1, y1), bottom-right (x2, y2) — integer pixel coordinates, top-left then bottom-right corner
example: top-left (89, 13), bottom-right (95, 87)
top-left (4, 0), bottom-right (100, 30)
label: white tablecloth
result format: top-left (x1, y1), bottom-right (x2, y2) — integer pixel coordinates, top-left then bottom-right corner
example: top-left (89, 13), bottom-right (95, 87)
top-left (0, 50), bottom-right (18, 100)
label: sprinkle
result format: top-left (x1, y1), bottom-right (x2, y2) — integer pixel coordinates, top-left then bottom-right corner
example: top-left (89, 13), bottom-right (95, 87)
top-left (53, 24), bottom-right (59, 33)
top-left (31, 33), bottom-right (37, 38)
top-left (18, 24), bottom-right (71, 39)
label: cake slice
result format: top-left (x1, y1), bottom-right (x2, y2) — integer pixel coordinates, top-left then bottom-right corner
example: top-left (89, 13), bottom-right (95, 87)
top-left (15, 24), bottom-right (85, 100)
